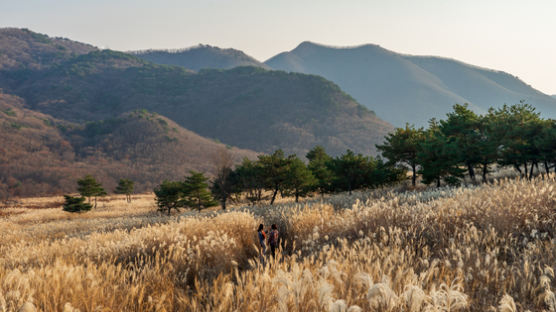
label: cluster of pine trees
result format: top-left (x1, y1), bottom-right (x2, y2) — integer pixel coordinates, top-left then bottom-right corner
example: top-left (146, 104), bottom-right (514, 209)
top-left (154, 171), bottom-right (217, 214)
top-left (209, 149), bottom-right (404, 210)
top-left (155, 149), bottom-right (404, 212)
top-left (63, 176), bottom-right (134, 212)
top-left (377, 103), bottom-right (556, 187)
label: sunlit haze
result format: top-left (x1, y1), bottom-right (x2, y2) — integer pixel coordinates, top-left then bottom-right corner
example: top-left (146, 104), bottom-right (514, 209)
top-left (2, 0), bottom-right (555, 94)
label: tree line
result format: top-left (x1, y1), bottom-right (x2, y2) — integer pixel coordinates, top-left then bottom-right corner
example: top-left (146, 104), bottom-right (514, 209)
top-left (377, 103), bottom-right (556, 187)
top-left (156, 148), bottom-right (404, 213)
top-left (62, 102), bottom-right (555, 213)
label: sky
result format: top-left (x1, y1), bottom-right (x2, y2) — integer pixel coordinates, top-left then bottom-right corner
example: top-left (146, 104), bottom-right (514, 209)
top-left (1, 0), bottom-right (555, 94)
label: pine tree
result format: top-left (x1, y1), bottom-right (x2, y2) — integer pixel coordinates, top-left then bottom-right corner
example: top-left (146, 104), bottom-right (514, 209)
top-left (258, 150), bottom-right (290, 205)
top-left (210, 148), bottom-right (239, 210)
top-left (488, 103), bottom-right (543, 179)
top-left (282, 156), bottom-right (317, 202)
top-left (376, 124), bottom-right (425, 186)
top-left (154, 180), bottom-right (186, 215)
top-left (211, 168), bottom-right (239, 210)
top-left (114, 178), bottom-right (134, 203)
top-left (439, 104), bottom-right (483, 182)
top-left (329, 150), bottom-right (372, 195)
top-left (417, 121), bottom-right (465, 187)
top-left (535, 119), bottom-right (556, 175)
top-left (77, 175), bottom-right (106, 208)
top-left (62, 195), bottom-right (92, 212)
top-left (234, 158), bottom-right (265, 205)
top-left (183, 171), bottom-right (217, 211)
top-left (306, 146), bottom-right (333, 195)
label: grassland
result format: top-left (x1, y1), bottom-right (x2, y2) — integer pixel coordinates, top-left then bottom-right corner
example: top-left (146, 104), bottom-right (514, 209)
top-left (1, 177), bottom-right (555, 311)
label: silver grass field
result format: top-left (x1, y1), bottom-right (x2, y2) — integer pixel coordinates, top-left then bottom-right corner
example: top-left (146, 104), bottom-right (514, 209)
top-left (0, 177), bottom-right (555, 311)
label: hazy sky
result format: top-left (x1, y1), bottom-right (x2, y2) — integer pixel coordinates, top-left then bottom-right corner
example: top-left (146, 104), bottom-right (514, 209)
top-left (2, 0), bottom-right (555, 94)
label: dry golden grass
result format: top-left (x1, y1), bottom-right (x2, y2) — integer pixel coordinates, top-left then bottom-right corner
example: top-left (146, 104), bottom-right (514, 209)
top-left (0, 177), bottom-right (555, 311)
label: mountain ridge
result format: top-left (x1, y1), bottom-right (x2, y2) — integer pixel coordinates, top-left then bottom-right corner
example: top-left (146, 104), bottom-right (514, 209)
top-left (266, 41), bottom-right (556, 126)
top-left (132, 44), bottom-right (269, 71)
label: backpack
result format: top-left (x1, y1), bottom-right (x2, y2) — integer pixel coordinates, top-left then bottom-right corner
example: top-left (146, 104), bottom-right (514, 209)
top-left (268, 230), bottom-right (278, 246)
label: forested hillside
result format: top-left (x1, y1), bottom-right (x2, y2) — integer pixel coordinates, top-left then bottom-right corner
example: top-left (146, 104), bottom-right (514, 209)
top-left (1, 35), bottom-right (392, 156)
top-left (0, 29), bottom-right (393, 197)
top-left (0, 28), bottom-right (96, 71)
top-left (0, 91), bottom-right (256, 197)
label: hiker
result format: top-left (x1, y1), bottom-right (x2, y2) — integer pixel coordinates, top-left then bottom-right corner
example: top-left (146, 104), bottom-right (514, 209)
top-left (257, 223), bottom-right (266, 265)
top-left (268, 224), bottom-right (279, 259)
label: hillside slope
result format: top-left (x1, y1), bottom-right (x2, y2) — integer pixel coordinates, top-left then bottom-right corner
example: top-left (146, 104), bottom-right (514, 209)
top-left (0, 28), bottom-right (96, 71)
top-left (266, 41), bottom-right (556, 126)
top-left (0, 91), bottom-right (256, 197)
top-left (132, 44), bottom-right (270, 71)
top-left (7, 47), bottom-right (392, 156)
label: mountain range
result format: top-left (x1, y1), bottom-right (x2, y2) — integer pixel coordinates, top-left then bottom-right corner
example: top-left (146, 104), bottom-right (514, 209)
top-left (0, 28), bottom-right (391, 196)
top-left (131, 40), bottom-right (556, 127)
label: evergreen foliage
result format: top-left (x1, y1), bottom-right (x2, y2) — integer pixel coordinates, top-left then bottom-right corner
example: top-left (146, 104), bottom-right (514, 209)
top-left (207, 148), bottom-right (406, 206)
top-left (155, 172), bottom-right (217, 214)
top-left (282, 157), bottom-right (317, 202)
top-left (210, 167), bottom-right (239, 210)
top-left (329, 150), bottom-right (373, 195)
top-left (258, 150), bottom-right (291, 205)
top-left (233, 158), bottom-right (265, 205)
top-left (62, 195), bottom-right (92, 212)
top-left (154, 180), bottom-right (186, 215)
top-left (76, 175), bottom-right (106, 208)
top-left (439, 104), bottom-right (482, 182)
top-left (376, 124), bottom-right (424, 186)
top-left (114, 178), bottom-right (134, 203)
top-left (183, 171), bottom-right (217, 211)
top-left (306, 146), bottom-right (334, 195)
top-left (417, 121), bottom-right (465, 187)
top-left (378, 103), bottom-right (556, 186)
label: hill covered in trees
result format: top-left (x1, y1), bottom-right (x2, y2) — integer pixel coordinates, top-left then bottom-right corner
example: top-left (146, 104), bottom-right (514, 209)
top-left (0, 91), bottom-right (256, 197)
top-left (0, 29), bottom-right (394, 197)
top-left (266, 41), bottom-right (556, 126)
top-left (0, 29), bottom-right (392, 157)
top-left (132, 44), bottom-right (269, 71)
top-left (0, 28), bottom-right (96, 71)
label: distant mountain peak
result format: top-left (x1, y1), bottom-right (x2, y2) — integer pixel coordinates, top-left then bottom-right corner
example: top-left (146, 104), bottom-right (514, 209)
top-left (295, 41), bottom-right (320, 49)
top-left (132, 44), bottom-right (269, 71)
top-left (137, 44), bottom-right (240, 55)
top-left (294, 41), bottom-right (382, 51)
top-left (266, 42), bottom-right (556, 126)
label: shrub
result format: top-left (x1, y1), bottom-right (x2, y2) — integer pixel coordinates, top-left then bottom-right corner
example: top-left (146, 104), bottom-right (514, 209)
top-left (62, 195), bottom-right (92, 212)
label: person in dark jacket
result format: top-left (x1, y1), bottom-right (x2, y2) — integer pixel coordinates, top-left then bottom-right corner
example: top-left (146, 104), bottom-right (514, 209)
top-left (268, 224), bottom-right (279, 259)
